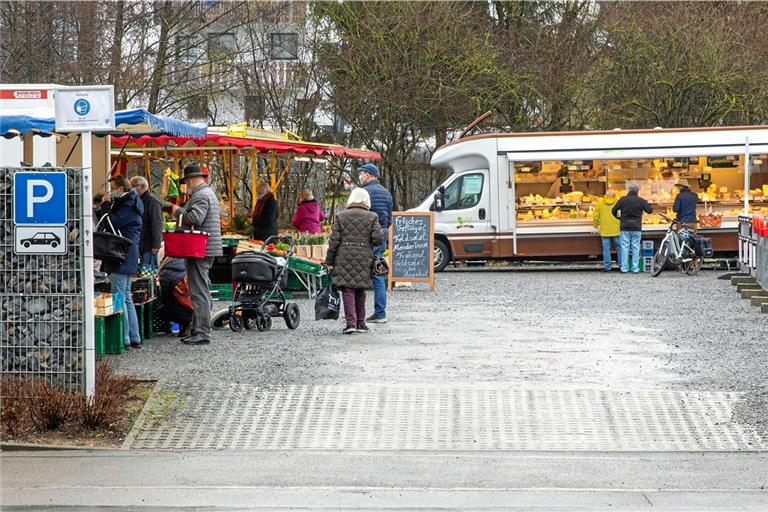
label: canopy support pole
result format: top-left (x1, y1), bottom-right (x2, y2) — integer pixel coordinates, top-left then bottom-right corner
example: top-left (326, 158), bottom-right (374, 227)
top-left (269, 151), bottom-right (277, 191)
top-left (275, 157), bottom-right (293, 191)
top-left (228, 150), bottom-right (235, 223)
top-left (144, 157), bottom-right (151, 181)
top-left (744, 137), bottom-right (751, 215)
top-left (251, 150), bottom-right (259, 210)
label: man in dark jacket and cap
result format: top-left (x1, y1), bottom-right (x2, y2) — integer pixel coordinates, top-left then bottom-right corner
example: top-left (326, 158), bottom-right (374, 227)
top-left (130, 175), bottom-right (164, 267)
top-left (673, 179), bottom-right (699, 233)
top-left (611, 184), bottom-right (652, 273)
top-left (358, 163), bottom-right (392, 323)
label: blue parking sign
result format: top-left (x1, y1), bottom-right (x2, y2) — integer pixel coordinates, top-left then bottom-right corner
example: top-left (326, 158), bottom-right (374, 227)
top-left (13, 172), bottom-right (68, 225)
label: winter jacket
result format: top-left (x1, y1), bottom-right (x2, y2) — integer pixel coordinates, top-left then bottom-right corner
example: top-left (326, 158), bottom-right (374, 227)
top-left (138, 190), bottom-right (164, 253)
top-left (611, 191), bottom-right (652, 231)
top-left (673, 189), bottom-right (699, 224)
top-left (251, 193), bottom-right (279, 242)
top-left (157, 257), bottom-right (193, 325)
top-left (292, 199), bottom-right (326, 234)
top-left (98, 190), bottom-right (144, 275)
top-left (362, 179), bottom-right (393, 232)
top-left (592, 195), bottom-right (620, 237)
top-left (325, 204), bottom-right (384, 289)
top-left (173, 183), bottom-right (223, 257)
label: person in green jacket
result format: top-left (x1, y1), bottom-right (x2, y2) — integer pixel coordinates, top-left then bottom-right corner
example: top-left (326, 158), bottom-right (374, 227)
top-left (593, 190), bottom-right (622, 271)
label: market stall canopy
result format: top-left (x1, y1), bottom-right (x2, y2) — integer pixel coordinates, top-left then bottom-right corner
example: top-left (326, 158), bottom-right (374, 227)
top-left (113, 108), bottom-right (207, 138)
top-left (0, 113), bottom-right (55, 138)
top-left (110, 132), bottom-right (380, 160)
top-left (1, 108), bottom-right (207, 138)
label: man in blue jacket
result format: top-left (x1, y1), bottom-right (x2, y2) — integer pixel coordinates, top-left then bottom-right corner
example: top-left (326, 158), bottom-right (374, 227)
top-left (673, 179), bottom-right (699, 232)
top-left (358, 163), bottom-right (392, 323)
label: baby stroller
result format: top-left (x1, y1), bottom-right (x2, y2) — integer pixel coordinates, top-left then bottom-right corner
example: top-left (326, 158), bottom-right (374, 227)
top-left (228, 236), bottom-right (300, 332)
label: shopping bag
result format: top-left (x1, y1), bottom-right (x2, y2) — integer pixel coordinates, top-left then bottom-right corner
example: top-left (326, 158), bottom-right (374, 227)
top-left (314, 281), bottom-right (341, 320)
top-left (93, 214), bottom-right (132, 263)
top-left (371, 256), bottom-right (389, 277)
top-left (163, 213), bottom-right (208, 259)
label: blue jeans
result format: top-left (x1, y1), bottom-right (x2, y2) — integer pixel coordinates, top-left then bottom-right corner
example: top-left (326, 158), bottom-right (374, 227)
top-left (110, 273), bottom-right (141, 346)
top-left (601, 236), bottom-right (620, 270)
top-left (372, 229), bottom-right (388, 318)
top-left (141, 251), bottom-right (158, 267)
top-left (619, 231), bottom-right (642, 273)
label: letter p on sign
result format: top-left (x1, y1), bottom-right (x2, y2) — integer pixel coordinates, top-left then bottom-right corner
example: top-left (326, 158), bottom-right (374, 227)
top-left (13, 172), bottom-right (68, 225)
top-left (27, 180), bottom-right (54, 217)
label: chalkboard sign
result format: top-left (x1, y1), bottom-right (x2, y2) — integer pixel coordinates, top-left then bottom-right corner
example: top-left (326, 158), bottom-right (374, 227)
top-left (388, 212), bottom-right (434, 291)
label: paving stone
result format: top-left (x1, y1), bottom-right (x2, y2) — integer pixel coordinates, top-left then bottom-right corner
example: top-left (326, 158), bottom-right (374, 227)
top-left (750, 296), bottom-right (768, 307)
top-left (731, 276), bottom-right (757, 285)
top-left (124, 382), bottom-right (767, 451)
top-left (742, 289), bottom-right (768, 299)
top-left (736, 283), bottom-right (762, 293)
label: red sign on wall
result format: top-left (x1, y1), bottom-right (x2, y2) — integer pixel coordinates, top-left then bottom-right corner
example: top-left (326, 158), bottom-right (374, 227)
top-left (0, 90), bottom-right (48, 100)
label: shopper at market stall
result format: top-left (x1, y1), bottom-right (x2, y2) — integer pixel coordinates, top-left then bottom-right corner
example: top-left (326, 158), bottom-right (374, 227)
top-left (325, 187), bottom-right (384, 334)
top-left (611, 184), bottom-right (653, 273)
top-left (96, 175), bottom-right (144, 349)
top-left (249, 182), bottom-right (279, 242)
top-left (592, 190), bottom-right (621, 272)
top-left (156, 256), bottom-right (194, 337)
top-left (292, 188), bottom-right (326, 234)
top-left (129, 176), bottom-right (164, 268)
top-left (170, 163), bottom-right (223, 346)
top-left (358, 163), bottom-right (392, 323)
top-left (673, 179), bottom-right (699, 233)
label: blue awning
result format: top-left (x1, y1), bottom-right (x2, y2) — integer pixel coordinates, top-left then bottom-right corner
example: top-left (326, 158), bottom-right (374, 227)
top-left (1, 108), bottom-right (206, 138)
top-left (0, 114), bottom-right (55, 138)
top-left (114, 109), bottom-right (207, 138)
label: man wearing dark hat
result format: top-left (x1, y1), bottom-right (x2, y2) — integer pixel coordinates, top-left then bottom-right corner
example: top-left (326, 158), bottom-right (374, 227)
top-left (673, 178), bottom-right (699, 233)
top-left (170, 162), bottom-right (223, 345)
top-left (358, 163), bottom-right (392, 323)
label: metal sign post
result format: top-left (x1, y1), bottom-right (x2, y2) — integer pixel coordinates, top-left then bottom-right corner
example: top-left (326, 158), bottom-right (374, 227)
top-left (55, 85), bottom-right (115, 399)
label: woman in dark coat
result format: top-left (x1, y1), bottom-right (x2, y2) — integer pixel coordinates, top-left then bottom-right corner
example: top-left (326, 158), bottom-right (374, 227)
top-left (96, 175), bottom-right (144, 349)
top-left (324, 188), bottom-right (383, 334)
top-left (249, 182), bottom-right (279, 242)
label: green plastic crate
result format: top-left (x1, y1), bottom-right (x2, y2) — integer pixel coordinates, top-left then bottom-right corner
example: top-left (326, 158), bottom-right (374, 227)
top-left (134, 299), bottom-right (156, 342)
top-left (288, 257), bottom-right (324, 274)
top-left (210, 283), bottom-right (233, 301)
top-left (99, 311), bottom-right (125, 355)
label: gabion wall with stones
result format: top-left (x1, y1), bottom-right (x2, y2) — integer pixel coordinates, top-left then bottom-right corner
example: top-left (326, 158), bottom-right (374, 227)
top-left (1, 167), bottom-right (85, 391)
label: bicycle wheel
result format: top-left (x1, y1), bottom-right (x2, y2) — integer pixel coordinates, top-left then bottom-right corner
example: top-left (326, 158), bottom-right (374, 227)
top-left (651, 241), bottom-right (669, 277)
top-left (684, 256), bottom-right (702, 275)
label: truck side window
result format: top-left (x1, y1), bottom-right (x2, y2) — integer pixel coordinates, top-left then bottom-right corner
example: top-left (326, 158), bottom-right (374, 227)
top-left (443, 173), bottom-right (484, 210)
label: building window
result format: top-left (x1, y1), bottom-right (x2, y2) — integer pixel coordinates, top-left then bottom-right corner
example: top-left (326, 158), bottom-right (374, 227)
top-left (187, 95), bottom-right (208, 118)
top-left (245, 95), bottom-right (265, 121)
top-left (208, 32), bottom-right (236, 58)
top-left (270, 33), bottom-right (298, 60)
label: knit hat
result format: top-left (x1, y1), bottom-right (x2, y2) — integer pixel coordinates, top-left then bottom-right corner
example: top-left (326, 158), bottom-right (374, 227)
top-left (356, 163), bottom-right (380, 178)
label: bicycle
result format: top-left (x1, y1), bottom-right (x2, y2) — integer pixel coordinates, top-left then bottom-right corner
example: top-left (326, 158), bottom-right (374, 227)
top-left (651, 214), bottom-right (701, 277)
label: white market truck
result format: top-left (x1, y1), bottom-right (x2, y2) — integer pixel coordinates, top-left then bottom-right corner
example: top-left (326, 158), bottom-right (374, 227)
top-left (417, 125), bottom-right (768, 271)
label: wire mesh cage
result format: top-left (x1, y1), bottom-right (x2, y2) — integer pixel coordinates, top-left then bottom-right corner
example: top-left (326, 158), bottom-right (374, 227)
top-left (1, 167), bottom-right (86, 391)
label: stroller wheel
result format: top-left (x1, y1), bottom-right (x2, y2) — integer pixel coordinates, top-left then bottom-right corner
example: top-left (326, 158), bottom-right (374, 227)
top-left (230, 314), bottom-right (244, 332)
top-left (283, 303), bottom-right (300, 330)
top-left (212, 309), bottom-right (230, 330)
top-left (256, 314), bottom-right (272, 332)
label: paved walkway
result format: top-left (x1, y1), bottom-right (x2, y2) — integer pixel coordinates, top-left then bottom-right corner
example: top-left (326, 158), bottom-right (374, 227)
top-left (117, 270), bottom-right (768, 451)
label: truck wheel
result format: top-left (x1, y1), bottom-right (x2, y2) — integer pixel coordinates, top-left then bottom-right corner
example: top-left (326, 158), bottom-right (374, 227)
top-left (434, 239), bottom-right (450, 273)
